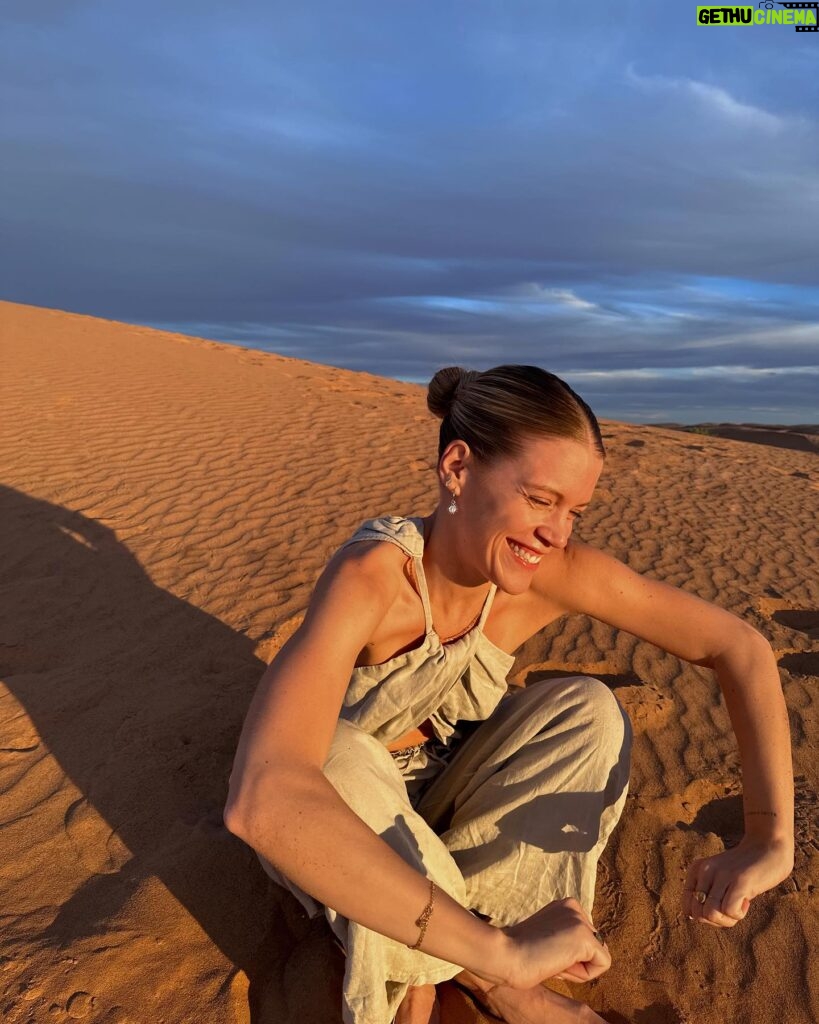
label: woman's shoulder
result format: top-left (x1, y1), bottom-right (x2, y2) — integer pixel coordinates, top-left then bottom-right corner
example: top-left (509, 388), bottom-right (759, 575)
top-left (335, 513), bottom-right (424, 560)
top-left (313, 534), bottom-right (406, 627)
top-left (326, 515), bottom-right (415, 583)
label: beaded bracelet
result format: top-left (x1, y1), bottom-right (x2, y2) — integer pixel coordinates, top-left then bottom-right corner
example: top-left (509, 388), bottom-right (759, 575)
top-left (408, 878), bottom-right (436, 950)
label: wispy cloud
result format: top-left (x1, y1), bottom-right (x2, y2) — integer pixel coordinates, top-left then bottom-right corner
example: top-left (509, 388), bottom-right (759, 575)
top-left (500, 283), bottom-right (601, 312)
top-left (625, 65), bottom-right (788, 133)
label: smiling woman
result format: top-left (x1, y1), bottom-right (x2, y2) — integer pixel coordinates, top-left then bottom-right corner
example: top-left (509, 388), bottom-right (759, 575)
top-left (224, 364), bottom-right (794, 1024)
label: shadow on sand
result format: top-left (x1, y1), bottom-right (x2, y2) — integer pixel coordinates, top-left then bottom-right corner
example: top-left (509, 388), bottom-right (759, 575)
top-left (0, 484), bottom-right (343, 1022)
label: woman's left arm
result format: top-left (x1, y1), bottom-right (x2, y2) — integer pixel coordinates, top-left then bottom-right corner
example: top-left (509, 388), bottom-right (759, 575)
top-left (551, 542), bottom-right (795, 929)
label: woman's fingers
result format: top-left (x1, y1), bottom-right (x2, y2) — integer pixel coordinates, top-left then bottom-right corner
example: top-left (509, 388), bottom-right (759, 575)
top-left (721, 880), bottom-right (752, 921)
top-left (682, 857), bottom-right (713, 919)
top-left (682, 837), bottom-right (788, 929)
top-left (683, 873), bottom-right (752, 928)
top-left (504, 897), bottom-right (613, 989)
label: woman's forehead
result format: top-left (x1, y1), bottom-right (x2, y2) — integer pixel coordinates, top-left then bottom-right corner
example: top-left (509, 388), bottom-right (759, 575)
top-left (513, 434), bottom-right (601, 472)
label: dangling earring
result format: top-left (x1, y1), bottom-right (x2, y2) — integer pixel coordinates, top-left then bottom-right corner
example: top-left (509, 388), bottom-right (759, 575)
top-left (447, 490), bottom-right (458, 515)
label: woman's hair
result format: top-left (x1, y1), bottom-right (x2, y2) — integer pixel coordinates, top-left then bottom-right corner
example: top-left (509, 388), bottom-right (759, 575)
top-left (427, 364), bottom-right (605, 463)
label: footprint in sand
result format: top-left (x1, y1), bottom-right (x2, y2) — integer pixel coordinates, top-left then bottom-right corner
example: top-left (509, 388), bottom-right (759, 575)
top-left (65, 991), bottom-right (96, 1018)
top-left (64, 798), bottom-right (131, 876)
top-left (771, 608), bottom-right (819, 640)
top-left (758, 599), bottom-right (819, 653)
top-left (778, 651), bottom-right (819, 677)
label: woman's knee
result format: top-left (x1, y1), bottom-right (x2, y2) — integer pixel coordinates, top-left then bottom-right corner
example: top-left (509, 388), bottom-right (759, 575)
top-left (524, 674), bottom-right (632, 765)
top-left (577, 676), bottom-right (631, 755)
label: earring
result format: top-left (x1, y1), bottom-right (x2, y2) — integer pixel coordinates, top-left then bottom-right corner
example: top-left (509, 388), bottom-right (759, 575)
top-left (447, 490), bottom-right (458, 515)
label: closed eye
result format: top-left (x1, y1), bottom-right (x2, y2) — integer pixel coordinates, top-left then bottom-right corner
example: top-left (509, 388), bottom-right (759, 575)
top-left (527, 494), bottom-right (583, 519)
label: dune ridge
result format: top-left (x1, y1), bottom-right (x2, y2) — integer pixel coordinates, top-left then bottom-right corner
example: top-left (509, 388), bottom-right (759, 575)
top-left (1, 299), bottom-right (817, 1024)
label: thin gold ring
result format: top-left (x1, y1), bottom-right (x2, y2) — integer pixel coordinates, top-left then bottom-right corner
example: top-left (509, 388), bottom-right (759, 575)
top-left (694, 890), bottom-right (708, 904)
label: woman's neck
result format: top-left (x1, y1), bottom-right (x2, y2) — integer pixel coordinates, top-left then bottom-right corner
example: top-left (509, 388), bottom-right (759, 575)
top-left (419, 508), bottom-right (492, 621)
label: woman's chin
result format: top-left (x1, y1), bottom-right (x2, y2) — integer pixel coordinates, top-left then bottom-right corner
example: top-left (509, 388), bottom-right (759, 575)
top-left (496, 571), bottom-right (534, 596)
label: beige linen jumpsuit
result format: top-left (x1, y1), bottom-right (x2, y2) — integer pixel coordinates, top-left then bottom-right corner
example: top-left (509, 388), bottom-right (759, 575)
top-left (258, 515), bottom-right (633, 1024)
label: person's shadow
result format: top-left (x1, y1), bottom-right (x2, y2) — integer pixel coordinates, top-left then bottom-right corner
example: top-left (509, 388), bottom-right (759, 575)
top-left (1, 484), bottom-right (343, 1022)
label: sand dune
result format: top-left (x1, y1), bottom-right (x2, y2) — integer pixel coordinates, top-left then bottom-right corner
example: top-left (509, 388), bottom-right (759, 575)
top-left (1, 299), bottom-right (817, 1024)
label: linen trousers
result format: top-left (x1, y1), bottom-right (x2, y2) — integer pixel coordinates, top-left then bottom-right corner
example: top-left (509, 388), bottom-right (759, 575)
top-left (258, 675), bottom-right (633, 1024)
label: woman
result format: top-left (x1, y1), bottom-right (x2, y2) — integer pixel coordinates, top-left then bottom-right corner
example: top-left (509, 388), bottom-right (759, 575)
top-left (224, 365), bottom-right (794, 1024)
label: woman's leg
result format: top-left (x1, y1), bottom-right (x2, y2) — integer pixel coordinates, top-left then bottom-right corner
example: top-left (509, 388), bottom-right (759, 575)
top-left (412, 676), bottom-right (632, 1023)
top-left (256, 717), bottom-right (468, 1024)
top-left (413, 675), bottom-right (633, 926)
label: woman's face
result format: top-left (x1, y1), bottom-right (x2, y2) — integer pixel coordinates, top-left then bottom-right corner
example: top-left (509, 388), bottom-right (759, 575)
top-left (451, 433), bottom-right (604, 593)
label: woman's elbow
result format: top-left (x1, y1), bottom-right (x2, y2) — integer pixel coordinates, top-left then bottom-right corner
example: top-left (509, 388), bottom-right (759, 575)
top-left (223, 768), bottom-right (267, 843)
top-left (711, 621), bottom-right (774, 670)
top-left (223, 782), bottom-right (254, 842)
top-left (223, 761), bottom-right (308, 844)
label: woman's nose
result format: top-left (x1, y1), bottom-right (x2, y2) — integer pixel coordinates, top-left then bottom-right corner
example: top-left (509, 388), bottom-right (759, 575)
top-left (539, 514), bottom-right (572, 549)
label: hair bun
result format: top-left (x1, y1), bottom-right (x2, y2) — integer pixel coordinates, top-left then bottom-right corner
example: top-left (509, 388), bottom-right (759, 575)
top-left (427, 366), bottom-right (479, 419)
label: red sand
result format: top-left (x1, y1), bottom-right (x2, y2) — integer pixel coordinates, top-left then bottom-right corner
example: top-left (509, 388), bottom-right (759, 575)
top-left (1, 300), bottom-right (817, 1023)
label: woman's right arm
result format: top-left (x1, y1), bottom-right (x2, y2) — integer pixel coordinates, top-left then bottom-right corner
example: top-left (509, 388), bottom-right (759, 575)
top-left (223, 542), bottom-right (512, 981)
top-left (223, 543), bottom-right (609, 990)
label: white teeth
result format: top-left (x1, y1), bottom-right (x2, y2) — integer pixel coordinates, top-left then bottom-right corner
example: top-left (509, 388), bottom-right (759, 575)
top-left (509, 540), bottom-right (541, 565)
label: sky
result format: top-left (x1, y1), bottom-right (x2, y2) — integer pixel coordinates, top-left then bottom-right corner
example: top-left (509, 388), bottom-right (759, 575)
top-left (2, 0), bottom-right (818, 423)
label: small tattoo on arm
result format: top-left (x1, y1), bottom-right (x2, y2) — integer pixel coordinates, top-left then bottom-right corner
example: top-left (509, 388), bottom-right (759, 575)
top-left (747, 811), bottom-right (777, 817)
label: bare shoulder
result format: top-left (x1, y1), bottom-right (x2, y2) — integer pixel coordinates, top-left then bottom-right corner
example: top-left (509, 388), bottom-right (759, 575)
top-left (321, 536), bottom-right (407, 585)
top-left (532, 538), bottom-right (659, 614)
top-left (300, 537), bottom-right (406, 631)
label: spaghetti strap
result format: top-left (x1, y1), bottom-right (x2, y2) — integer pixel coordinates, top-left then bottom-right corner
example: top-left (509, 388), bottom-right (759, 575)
top-left (407, 552), bottom-right (435, 636)
top-left (410, 516), bottom-right (497, 639)
top-left (477, 581), bottom-right (499, 629)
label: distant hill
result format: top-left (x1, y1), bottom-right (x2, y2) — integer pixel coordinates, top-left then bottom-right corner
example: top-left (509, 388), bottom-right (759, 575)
top-left (650, 422), bottom-right (819, 455)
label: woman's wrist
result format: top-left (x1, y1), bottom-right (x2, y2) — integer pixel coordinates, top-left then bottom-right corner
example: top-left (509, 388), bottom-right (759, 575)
top-left (461, 911), bottom-right (516, 987)
top-left (741, 829), bottom-right (794, 862)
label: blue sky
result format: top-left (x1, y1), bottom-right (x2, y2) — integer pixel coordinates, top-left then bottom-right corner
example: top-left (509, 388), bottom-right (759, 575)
top-left (2, 0), bottom-right (818, 423)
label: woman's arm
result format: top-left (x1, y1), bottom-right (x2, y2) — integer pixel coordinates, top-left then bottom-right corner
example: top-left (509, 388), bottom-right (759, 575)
top-left (545, 542), bottom-right (795, 923)
top-left (223, 542), bottom-right (512, 984)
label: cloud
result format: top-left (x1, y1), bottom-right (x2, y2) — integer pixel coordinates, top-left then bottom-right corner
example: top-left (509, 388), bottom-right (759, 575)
top-left (499, 283), bottom-right (601, 312)
top-left (625, 65), bottom-right (788, 133)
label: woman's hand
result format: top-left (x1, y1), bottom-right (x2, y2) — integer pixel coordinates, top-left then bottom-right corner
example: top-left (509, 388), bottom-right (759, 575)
top-left (683, 834), bottom-right (794, 928)
top-left (497, 897), bottom-right (611, 990)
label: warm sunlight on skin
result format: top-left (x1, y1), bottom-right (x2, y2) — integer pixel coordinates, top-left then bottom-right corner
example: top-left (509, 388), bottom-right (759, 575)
top-left (440, 435), bottom-right (604, 596)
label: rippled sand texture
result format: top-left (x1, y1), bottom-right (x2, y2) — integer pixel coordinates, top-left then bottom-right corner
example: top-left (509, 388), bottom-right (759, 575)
top-left (1, 299), bottom-right (817, 1024)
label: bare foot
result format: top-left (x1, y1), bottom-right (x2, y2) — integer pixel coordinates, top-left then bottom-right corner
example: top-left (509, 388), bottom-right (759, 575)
top-left (455, 968), bottom-right (608, 1023)
top-left (393, 983), bottom-right (440, 1024)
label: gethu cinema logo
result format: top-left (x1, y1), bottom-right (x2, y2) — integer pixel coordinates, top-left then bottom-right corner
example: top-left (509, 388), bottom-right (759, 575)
top-left (697, 2), bottom-right (818, 29)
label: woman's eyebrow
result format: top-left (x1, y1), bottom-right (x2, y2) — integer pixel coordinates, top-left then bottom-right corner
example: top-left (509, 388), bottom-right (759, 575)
top-left (523, 482), bottom-right (591, 507)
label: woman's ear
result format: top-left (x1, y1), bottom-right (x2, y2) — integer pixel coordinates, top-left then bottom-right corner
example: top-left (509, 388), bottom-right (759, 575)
top-left (439, 440), bottom-right (471, 487)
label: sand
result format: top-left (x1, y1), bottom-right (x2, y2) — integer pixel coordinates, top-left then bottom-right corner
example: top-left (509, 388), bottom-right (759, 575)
top-left (1, 299), bottom-right (817, 1024)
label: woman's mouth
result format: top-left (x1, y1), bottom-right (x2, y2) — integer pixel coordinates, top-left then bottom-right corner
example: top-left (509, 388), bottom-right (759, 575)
top-left (507, 538), bottom-right (543, 569)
